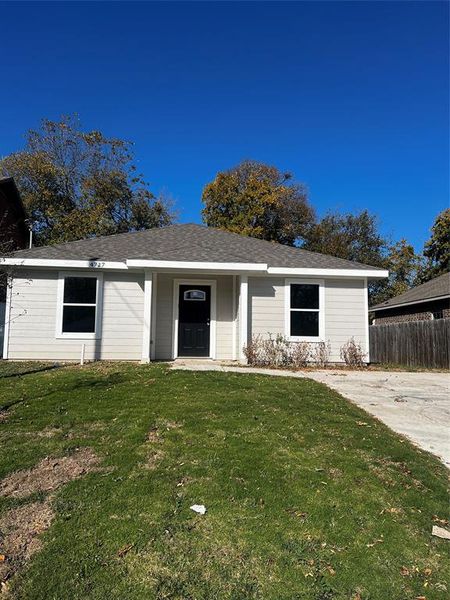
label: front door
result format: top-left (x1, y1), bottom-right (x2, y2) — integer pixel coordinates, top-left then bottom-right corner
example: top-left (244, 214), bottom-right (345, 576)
top-left (178, 285), bottom-right (211, 357)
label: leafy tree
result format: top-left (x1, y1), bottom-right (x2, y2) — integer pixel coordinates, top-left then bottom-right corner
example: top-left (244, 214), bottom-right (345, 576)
top-left (0, 116), bottom-right (174, 245)
top-left (417, 208), bottom-right (450, 282)
top-left (302, 210), bottom-right (387, 268)
top-left (370, 239), bottom-right (422, 306)
top-left (201, 160), bottom-right (315, 245)
top-left (302, 211), bottom-right (423, 304)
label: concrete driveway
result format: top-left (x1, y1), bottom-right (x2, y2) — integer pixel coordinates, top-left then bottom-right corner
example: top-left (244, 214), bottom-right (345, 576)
top-left (172, 361), bottom-right (450, 467)
top-left (307, 371), bottom-right (450, 468)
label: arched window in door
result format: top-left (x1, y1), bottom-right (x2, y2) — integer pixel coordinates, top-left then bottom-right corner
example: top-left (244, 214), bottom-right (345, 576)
top-left (183, 289), bottom-right (206, 301)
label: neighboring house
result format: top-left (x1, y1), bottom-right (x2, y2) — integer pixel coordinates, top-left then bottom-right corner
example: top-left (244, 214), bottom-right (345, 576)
top-left (0, 177), bottom-right (29, 357)
top-left (0, 177), bottom-right (29, 251)
top-left (1, 224), bottom-right (388, 363)
top-left (370, 272), bottom-right (450, 325)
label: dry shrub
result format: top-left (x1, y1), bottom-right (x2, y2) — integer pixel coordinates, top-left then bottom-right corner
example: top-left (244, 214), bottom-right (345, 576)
top-left (243, 335), bottom-right (331, 368)
top-left (340, 337), bottom-right (366, 367)
top-left (311, 341), bottom-right (331, 367)
top-left (243, 334), bottom-right (290, 367)
top-left (290, 342), bottom-right (311, 368)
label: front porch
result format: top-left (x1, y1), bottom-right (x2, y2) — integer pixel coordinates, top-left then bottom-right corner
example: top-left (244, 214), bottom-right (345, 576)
top-left (140, 271), bottom-right (250, 363)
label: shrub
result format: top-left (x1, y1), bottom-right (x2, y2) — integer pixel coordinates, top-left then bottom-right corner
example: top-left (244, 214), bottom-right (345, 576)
top-left (340, 337), bottom-right (366, 367)
top-left (243, 335), bottom-right (332, 368)
top-left (262, 333), bottom-right (291, 367)
top-left (243, 335), bottom-right (260, 366)
top-left (311, 341), bottom-right (331, 368)
top-left (290, 341), bottom-right (311, 367)
top-left (244, 334), bottom-right (290, 367)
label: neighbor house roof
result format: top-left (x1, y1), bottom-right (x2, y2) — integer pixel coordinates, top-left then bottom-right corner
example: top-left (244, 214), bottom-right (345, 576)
top-left (370, 272), bottom-right (450, 312)
top-left (5, 223), bottom-right (387, 274)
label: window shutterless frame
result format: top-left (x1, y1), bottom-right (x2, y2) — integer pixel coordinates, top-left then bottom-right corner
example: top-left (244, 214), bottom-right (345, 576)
top-left (55, 272), bottom-right (103, 339)
top-left (284, 278), bottom-right (325, 342)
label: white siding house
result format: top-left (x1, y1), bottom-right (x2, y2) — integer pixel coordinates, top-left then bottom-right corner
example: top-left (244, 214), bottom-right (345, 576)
top-left (1, 224), bottom-right (387, 363)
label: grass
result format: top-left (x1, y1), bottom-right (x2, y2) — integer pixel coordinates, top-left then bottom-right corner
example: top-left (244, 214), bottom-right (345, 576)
top-left (0, 361), bottom-right (448, 600)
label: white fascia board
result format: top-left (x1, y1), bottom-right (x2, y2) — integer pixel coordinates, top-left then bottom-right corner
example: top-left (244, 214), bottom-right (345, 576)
top-left (267, 267), bottom-right (389, 279)
top-left (369, 293), bottom-right (450, 312)
top-left (0, 258), bottom-right (127, 270)
top-left (126, 259), bottom-right (268, 272)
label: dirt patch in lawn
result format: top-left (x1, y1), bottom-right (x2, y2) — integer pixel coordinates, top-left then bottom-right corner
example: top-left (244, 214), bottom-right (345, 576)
top-left (0, 447), bottom-right (100, 499)
top-left (0, 499), bottom-right (54, 589)
top-left (145, 449), bottom-right (165, 470)
top-left (0, 448), bottom-right (102, 590)
top-left (146, 420), bottom-right (182, 443)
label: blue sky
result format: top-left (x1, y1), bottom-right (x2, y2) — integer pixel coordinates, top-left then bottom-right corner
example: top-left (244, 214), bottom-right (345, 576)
top-left (0, 1), bottom-right (448, 251)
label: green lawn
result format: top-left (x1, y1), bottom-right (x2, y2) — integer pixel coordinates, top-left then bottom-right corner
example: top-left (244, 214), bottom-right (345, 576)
top-left (0, 362), bottom-right (448, 600)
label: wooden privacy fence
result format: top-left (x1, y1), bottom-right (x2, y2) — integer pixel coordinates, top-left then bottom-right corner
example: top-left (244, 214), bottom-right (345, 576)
top-left (369, 319), bottom-right (450, 369)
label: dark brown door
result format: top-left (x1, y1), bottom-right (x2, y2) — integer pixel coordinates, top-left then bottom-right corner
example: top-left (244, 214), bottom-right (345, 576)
top-left (178, 285), bottom-right (211, 357)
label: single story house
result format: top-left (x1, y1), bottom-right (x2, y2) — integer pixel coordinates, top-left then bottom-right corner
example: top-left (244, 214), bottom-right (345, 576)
top-left (1, 224), bottom-right (388, 363)
top-left (370, 272), bottom-right (450, 325)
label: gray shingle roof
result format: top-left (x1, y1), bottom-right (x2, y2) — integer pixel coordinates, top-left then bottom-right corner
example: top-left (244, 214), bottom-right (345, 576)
top-left (9, 223), bottom-right (384, 271)
top-left (370, 272), bottom-right (450, 311)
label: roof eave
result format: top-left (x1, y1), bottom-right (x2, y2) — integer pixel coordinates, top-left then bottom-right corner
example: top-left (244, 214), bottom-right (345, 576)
top-left (267, 267), bottom-right (389, 278)
top-left (369, 293), bottom-right (450, 312)
top-left (0, 258), bottom-right (128, 270)
top-left (0, 258), bottom-right (389, 279)
top-left (126, 259), bottom-right (268, 272)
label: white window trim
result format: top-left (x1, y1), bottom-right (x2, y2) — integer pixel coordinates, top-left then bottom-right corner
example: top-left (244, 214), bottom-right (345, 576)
top-left (56, 271), bottom-right (103, 339)
top-left (284, 278), bottom-right (325, 342)
top-left (172, 279), bottom-right (217, 359)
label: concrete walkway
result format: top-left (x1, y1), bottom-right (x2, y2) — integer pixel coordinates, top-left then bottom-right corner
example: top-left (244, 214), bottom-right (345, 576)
top-left (171, 361), bottom-right (450, 467)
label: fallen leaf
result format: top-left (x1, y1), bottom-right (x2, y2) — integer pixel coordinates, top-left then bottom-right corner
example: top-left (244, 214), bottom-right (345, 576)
top-left (423, 568), bottom-right (432, 576)
top-left (326, 565), bottom-right (336, 576)
top-left (380, 507), bottom-right (401, 514)
top-left (401, 566), bottom-right (410, 576)
top-left (432, 515), bottom-right (449, 526)
top-left (0, 554), bottom-right (5, 561)
top-left (117, 543), bottom-right (134, 558)
top-left (366, 538), bottom-right (384, 548)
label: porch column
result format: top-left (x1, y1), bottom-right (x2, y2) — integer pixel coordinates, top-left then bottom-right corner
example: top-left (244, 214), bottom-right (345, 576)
top-left (141, 270), bottom-right (153, 363)
top-left (239, 275), bottom-right (248, 362)
top-left (150, 272), bottom-right (158, 360)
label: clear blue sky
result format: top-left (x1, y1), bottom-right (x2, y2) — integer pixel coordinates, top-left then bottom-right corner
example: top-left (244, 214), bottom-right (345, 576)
top-left (1, 1), bottom-right (448, 251)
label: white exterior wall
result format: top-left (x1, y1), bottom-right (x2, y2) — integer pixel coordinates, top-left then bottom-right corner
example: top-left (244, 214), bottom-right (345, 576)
top-left (7, 270), bottom-right (145, 361)
top-left (248, 276), bottom-right (367, 362)
top-left (4, 270), bottom-right (368, 363)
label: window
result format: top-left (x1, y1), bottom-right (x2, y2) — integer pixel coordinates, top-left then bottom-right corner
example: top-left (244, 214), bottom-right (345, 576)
top-left (57, 273), bottom-right (102, 338)
top-left (184, 289), bottom-right (206, 301)
top-left (285, 280), bottom-right (324, 341)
